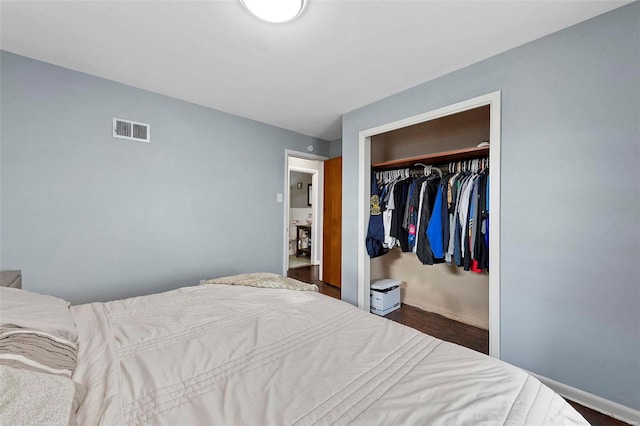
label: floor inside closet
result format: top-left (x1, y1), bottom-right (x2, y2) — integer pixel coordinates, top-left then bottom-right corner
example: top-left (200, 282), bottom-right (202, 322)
top-left (287, 265), bottom-right (630, 426)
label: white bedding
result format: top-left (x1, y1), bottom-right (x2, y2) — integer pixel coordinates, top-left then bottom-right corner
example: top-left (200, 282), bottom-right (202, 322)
top-left (70, 284), bottom-right (588, 425)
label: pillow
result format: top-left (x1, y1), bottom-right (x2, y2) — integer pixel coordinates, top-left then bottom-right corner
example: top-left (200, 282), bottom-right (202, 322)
top-left (0, 287), bottom-right (77, 343)
top-left (201, 272), bottom-right (318, 292)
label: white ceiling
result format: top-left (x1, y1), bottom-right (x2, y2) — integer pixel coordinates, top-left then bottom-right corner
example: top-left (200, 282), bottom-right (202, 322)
top-left (0, 0), bottom-right (629, 141)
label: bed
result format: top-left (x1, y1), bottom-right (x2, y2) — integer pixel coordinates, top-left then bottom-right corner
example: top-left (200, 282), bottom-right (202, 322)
top-left (0, 273), bottom-right (588, 425)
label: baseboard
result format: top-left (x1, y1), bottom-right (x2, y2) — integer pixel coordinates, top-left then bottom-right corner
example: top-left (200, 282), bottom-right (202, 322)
top-left (528, 371), bottom-right (640, 425)
top-left (402, 297), bottom-right (489, 330)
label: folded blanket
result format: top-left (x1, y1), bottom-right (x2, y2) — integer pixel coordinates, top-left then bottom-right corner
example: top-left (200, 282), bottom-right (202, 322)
top-left (0, 328), bottom-right (77, 377)
top-left (200, 272), bottom-right (318, 292)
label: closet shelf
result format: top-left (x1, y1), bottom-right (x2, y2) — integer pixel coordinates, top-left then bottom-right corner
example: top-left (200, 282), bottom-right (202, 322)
top-left (372, 146), bottom-right (489, 170)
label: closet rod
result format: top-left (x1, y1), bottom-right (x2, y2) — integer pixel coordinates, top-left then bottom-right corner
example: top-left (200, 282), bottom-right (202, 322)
top-left (376, 158), bottom-right (488, 177)
top-left (372, 145), bottom-right (489, 170)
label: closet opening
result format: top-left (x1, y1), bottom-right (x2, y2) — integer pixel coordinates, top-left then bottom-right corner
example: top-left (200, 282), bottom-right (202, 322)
top-left (356, 91), bottom-right (501, 358)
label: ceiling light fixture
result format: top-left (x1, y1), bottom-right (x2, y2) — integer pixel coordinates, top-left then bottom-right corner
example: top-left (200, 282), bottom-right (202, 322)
top-left (241, 0), bottom-right (305, 23)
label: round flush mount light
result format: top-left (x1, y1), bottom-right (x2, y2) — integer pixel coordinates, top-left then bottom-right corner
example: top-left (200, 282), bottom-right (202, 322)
top-left (241, 0), bottom-right (305, 23)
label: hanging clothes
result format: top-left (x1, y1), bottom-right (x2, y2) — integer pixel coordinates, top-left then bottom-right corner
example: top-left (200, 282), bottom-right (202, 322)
top-left (382, 181), bottom-right (397, 249)
top-left (416, 176), bottom-right (440, 265)
top-left (366, 171), bottom-right (387, 258)
top-left (474, 173), bottom-right (489, 270)
top-left (391, 180), bottom-right (411, 252)
top-left (370, 158), bottom-right (490, 272)
top-left (426, 185), bottom-right (445, 260)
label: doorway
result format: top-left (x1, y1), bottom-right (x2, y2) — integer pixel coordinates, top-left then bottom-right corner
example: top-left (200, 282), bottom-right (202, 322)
top-left (288, 170), bottom-right (314, 269)
top-left (283, 151), bottom-right (327, 277)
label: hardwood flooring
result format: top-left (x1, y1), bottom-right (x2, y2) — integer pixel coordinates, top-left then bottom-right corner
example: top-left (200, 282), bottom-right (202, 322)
top-left (386, 303), bottom-right (488, 354)
top-left (287, 264), bottom-right (340, 299)
top-left (287, 265), bottom-right (631, 426)
top-left (566, 401), bottom-right (631, 426)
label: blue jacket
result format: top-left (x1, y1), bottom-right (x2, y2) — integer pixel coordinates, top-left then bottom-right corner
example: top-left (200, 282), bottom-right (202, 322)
top-left (426, 186), bottom-right (444, 259)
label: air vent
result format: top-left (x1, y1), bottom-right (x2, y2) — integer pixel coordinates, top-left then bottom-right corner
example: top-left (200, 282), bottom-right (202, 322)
top-left (113, 118), bottom-right (150, 143)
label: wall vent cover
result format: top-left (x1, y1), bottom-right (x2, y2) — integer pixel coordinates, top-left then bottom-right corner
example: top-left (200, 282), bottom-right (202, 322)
top-left (113, 118), bottom-right (150, 143)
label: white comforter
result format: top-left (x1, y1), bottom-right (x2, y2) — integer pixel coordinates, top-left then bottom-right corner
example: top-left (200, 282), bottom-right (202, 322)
top-left (70, 284), bottom-right (587, 425)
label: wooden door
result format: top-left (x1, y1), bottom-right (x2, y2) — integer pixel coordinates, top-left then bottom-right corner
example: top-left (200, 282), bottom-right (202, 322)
top-left (323, 157), bottom-right (342, 287)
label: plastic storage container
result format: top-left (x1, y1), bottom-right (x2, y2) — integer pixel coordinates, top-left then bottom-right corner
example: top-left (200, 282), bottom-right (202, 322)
top-left (370, 279), bottom-right (401, 316)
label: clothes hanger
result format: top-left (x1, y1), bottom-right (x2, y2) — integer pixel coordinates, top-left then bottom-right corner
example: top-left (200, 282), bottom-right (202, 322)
top-left (415, 162), bottom-right (443, 178)
top-left (415, 163), bottom-right (428, 176)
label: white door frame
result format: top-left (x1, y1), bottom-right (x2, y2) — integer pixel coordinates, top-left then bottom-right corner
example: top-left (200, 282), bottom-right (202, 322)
top-left (356, 91), bottom-right (502, 358)
top-left (283, 150), bottom-right (328, 278)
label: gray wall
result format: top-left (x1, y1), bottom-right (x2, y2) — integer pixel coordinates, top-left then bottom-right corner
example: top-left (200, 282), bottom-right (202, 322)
top-left (328, 138), bottom-right (342, 158)
top-left (0, 51), bottom-right (328, 304)
top-left (290, 171), bottom-right (312, 208)
top-left (341, 3), bottom-right (639, 410)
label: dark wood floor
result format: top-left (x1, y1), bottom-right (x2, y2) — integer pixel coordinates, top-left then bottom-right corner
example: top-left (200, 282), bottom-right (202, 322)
top-left (287, 265), bottom-right (340, 299)
top-left (566, 401), bottom-right (631, 426)
top-left (287, 265), bottom-right (631, 426)
top-left (387, 303), bottom-right (489, 354)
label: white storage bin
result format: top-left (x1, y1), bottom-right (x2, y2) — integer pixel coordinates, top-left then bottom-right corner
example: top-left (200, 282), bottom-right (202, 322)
top-left (370, 279), bottom-right (401, 316)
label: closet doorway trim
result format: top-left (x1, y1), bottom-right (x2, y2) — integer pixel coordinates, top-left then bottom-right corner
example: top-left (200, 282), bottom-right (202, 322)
top-left (356, 91), bottom-right (502, 358)
top-left (283, 149), bottom-right (328, 278)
